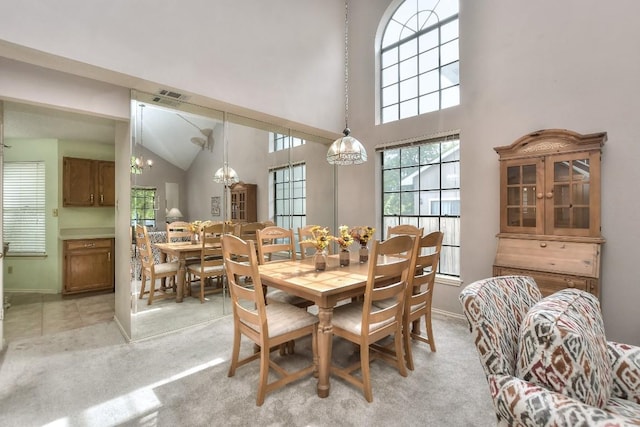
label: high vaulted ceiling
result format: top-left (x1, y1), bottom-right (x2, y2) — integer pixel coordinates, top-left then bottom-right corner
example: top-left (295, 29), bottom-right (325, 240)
top-left (2, 100), bottom-right (220, 171)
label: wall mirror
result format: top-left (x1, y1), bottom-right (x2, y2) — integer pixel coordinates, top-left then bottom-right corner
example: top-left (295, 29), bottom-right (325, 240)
top-left (130, 90), bottom-right (335, 341)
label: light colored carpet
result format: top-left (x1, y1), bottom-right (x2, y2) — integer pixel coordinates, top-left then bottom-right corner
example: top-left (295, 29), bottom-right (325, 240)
top-left (0, 312), bottom-right (495, 427)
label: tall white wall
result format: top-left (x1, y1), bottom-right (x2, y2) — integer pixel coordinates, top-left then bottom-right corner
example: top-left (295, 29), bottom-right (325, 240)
top-left (343, 0), bottom-right (640, 345)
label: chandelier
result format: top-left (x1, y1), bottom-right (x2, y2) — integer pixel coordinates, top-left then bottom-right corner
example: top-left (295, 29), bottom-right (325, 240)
top-left (131, 104), bottom-right (154, 174)
top-left (326, 0), bottom-right (367, 165)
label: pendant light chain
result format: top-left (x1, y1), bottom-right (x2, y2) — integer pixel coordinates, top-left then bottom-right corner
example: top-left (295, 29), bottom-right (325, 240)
top-left (326, 0), bottom-right (367, 165)
top-left (343, 0), bottom-right (350, 132)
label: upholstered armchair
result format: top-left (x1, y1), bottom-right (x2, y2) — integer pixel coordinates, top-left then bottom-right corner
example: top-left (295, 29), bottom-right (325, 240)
top-left (459, 275), bottom-right (640, 426)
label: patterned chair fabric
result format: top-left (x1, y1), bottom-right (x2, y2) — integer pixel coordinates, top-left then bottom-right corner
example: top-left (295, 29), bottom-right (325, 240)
top-left (459, 275), bottom-right (640, 426)
top-left (132, 231), bottom-right (166, 279)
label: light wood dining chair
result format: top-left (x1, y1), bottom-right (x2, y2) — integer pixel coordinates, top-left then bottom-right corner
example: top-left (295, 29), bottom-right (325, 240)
top-left (186, 223), bottom-right (226, 303)
top-left (387, 223), bottom-right (423, 239)
top-left (402, 230), bottom-right (443, 369)
top-left (256, 226), bottom-right (315, 353)
top-left (135, 224), bottom-right (180, 305)
top-left (221, 234), bottom-right (319, 406)
top-left (166, 221), bottom-right (192, 242)
top-left (330, 234), bottom-right (415, 402)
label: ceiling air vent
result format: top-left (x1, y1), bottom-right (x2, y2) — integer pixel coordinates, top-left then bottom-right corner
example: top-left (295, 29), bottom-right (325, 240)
top-left (156, 89), bottom-right (191, 101)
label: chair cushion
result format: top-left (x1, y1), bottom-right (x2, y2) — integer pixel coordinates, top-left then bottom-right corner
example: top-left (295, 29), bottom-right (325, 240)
top-left (516, 289), bottom-right (612, 408)
top-left (332, 301), bottom-right (395, 335)
top-left (242, 302), bottom-right (318, 337)
top-left (155, 262), bottom-right (179, 274)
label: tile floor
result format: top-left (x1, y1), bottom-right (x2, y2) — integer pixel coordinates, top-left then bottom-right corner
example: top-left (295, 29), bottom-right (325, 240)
top-left (3, 291), bottom-right (115, 342)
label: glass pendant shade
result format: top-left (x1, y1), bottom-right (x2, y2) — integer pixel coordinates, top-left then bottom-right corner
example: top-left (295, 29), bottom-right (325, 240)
top-left (213, 164), bottom-right (239, 186)
top-left (326, 128), bottom-right (367, 165)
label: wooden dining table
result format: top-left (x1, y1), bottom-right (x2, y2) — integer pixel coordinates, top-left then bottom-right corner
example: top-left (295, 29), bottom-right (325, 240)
top-left (154, 241), bottom-right (210, 303)
top-left (258, 252), bottom-right (372, 398)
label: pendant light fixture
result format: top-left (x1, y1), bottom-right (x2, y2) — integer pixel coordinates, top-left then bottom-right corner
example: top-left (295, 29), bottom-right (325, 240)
top-left (131, 104), bottom-right (154, 174)
top-left (327, 0), bottom-right (367, 165)
top-left (213, 112), bottom-right (240, 221)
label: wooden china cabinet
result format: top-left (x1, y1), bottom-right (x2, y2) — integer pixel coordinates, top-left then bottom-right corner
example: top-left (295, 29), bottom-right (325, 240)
top-left (230, 182), bottom-right (257, 223)
top-left (493, 129), bottom-right (606, 297)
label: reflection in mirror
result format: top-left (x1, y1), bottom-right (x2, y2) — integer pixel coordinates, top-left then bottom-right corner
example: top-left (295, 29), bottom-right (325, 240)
top-left (130, 91), bottom-right (335, 341)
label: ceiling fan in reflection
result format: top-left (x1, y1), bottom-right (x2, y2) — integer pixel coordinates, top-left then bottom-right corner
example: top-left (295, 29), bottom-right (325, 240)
top-left (177, 114), bottom-right (214, 151)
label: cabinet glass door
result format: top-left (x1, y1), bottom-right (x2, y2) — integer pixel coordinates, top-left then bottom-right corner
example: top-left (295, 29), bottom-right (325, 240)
top-left (547, 152), bottom-right (596, 236)
top-left (502, 159), bottom-right (543, 234)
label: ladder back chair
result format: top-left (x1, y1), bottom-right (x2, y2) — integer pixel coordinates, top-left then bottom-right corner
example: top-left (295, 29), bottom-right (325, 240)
top-left (330, 234), bottom-right (416, 402)
top-left (403, 230), bottom-right (444, 369)
top-left (135, 224), bottom-right (179, 305)
top-left (221, 234), bottom-right (319, 406)
top-left (186, 223), bottom-right (226, 303)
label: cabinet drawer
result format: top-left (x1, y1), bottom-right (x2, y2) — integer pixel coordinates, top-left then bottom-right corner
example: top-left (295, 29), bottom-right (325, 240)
top-left (493, 266), bottom-right (597, 297)
top-left (494, 237), bottom-right (600, 278)
top-left (65, 239), bottom-right (112, 251)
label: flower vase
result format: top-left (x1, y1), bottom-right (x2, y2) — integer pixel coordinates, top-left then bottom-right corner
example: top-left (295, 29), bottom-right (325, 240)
top-left (359, 244), bottom-right (369, 263)
top-left (339, 249), bottom-right (350, 267)
top-left (191, 233), bottom-right (199, 245)
top-left (314, 249), bottom-right (327, 271)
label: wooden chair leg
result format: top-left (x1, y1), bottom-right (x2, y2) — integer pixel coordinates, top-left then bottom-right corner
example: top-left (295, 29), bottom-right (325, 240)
top-left (395, 328), bottom-right (408, 377)
top-left (361, 344), bottom-right (373, 403)
top-left (139, 272), bottom-right (147, 299)
top-left (256, 346), bottom-right (270, 406)
top-left (147, 276), bottom-right (155, 305)
top-left (404, 318), bottom-right (415, 371)
top-left (424, 312), bottom-right (436, 352)
top-left (228, 328), bottom-right (241, 377)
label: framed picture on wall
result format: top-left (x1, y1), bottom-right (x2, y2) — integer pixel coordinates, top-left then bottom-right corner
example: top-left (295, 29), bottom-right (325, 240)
top-left (211, 196), bottom-right (221, 216)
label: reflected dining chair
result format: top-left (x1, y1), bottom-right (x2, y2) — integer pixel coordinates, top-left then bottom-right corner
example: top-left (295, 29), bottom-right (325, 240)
top-left (166, 221), bottom-right (192, 243)
top-left (186, 223), bottom-right (226, 303)
top-left (221, 234), bottom-right (319, 406)
top-left (135, 224), bottom-right (179, 305)
top-left (402, 231), bottom-right (443, 369)
top-left (330, 234), bottom-right (415, 402)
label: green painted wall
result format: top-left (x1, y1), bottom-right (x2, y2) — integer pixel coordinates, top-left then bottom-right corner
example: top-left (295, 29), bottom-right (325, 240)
top-left (3, 138), bottom-right (115, 293)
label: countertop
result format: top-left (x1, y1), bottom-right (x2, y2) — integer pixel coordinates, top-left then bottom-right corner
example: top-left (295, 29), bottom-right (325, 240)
top-left (59, 227), bottom-right (116, 240)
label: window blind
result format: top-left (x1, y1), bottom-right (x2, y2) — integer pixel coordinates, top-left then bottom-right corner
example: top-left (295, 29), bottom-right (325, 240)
top-left (3, 161), bottom-right (46, 255)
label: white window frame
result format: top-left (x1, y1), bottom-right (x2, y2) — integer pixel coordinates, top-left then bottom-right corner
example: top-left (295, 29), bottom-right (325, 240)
top-left (380, 0), bottom-right (460, 124)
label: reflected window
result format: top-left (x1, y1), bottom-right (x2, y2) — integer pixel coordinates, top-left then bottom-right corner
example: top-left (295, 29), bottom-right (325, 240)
top-left (272, 163), bottom-right (306, 232)
top-left (380, 134), bottom-right (460, 277)
top-left (270, 133), bottom-right (305, 152)
top-left (131, 187), bottom-right (157, 227)
top-left (3, 161), bottom-right (46, 254)
top-left (380, 0), bottom-right (459, 123)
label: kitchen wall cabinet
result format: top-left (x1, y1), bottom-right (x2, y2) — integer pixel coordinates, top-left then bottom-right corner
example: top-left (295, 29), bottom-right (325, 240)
top-left (63, 157), bottom-right (115, 207)
top-left (493, 129), bottom-right (606, 297)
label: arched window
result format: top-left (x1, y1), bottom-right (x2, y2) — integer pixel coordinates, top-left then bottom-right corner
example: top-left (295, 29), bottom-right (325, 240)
top-left (380, 0), bottom-right (459, 124)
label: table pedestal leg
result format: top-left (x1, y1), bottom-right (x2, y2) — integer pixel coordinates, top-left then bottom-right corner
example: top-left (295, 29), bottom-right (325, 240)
top-left (176, 258), bottom-right (186, 303)
top-left (317, 306), bottom-right (333, 398)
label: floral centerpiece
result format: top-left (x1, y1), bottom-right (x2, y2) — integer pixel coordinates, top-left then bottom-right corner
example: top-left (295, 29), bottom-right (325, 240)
top-left (335, 225), bottom-right (354, 266)
top-left (350, 226), bottom-right (375, 263)
top-left (300, 226), bottom-right (333, 251)
top-left (188, 220), bottom-right (202, 234)
top-left (350, 226), bottom-right (375, 248)
top-left (188, 220), bottom-right (202, 244)
top-left (300, 226), bottom-right (333, 271)
top-left (335, 225), bottom-right (354, 251)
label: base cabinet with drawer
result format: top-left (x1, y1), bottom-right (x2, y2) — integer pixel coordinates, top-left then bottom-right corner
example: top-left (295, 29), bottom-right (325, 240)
top-left (493, 129), bottom-right (606, 297)
top-left (63, 238), bottom-right (115, 294)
